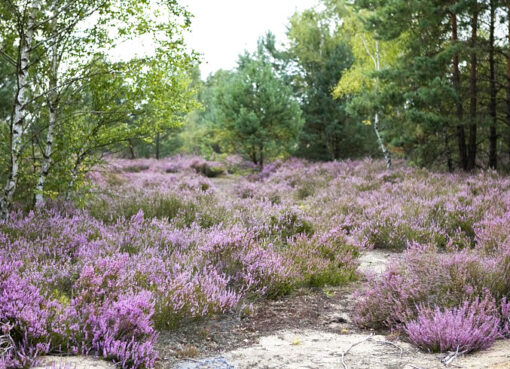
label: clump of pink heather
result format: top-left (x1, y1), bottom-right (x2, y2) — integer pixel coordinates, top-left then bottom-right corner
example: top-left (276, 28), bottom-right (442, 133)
top-left (501, 298), bottom-right (510, 337)
top-left (405, 297), bottom-right (500, 353)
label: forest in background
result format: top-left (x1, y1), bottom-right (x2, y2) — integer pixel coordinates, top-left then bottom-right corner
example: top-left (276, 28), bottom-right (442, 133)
top-left (154, 0), bottom-right (510, 173)
top-left (2, 0), bottom-right (510, 217)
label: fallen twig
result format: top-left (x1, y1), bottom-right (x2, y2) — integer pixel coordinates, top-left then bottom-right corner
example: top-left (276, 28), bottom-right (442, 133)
top-left (338, 334), bottom-right (408, 369)
top-left (340, 334), bottom-right (374, 369)
top-left (372, 338), bottom-right (404, 358)
top-left (441, 346), bottom-right (467, 366)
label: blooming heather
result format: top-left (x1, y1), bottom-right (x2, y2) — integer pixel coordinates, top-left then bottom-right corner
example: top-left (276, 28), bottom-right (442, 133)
top-left (1, 156), bottom-right (510, 366)
top-left (405, 297), bottom-right (501, 353)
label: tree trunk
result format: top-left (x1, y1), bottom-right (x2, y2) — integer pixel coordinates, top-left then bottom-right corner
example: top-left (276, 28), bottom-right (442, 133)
top-left (451, 12), bottom-right (467, 171)
top-left (374, 41), bottom-right (391, 169)
top-left (155, 132), bottom-right (160, 160)
top-left (507, 2), bottom-right (510, 167)
top-left (489, 0), bottom-right (498, 169)
top-left (0, 1), bottom-right (38, 220)
top-left (251, 148), bottom-right (258, 165)
top-left (259, 144), bottom-right (264, 169)
top-left (467, 2), bottom-right (478, 170)
top-left (128, 140), bottom-right (136, 159)
top-left (444, 130), bottom-right (453, 172)
top-left (65, 156), bottom-right (82, 202)
top-left (373, 112), bottom-right (391, 169)
top-left (36, 2), bottom-right (58, 208)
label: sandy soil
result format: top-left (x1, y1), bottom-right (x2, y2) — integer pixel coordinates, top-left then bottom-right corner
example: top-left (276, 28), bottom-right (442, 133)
top-left (357, 250), bottom-right (400, 275)
top-left (223, 330), bottom-right (510, 369)
top-left (32, 356), bottom-right (116, 369)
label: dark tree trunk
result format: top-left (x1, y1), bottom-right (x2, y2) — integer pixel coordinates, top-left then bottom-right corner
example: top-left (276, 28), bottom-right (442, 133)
top-left (251, 148), bottom-right (258, 165)
top-left (259, 144), bottom-right (264, 169)
top-left (489, 0), bottom-right (498, 169)
top-left (467, 3), bottom-right (478, 170)
top-left (451, 12), bottom-right (467, 170)
top-left (445, 131), bottom-right (453, 172)
top-left (155, 132), bottom-right (160, 160)
top-left (128, 140), bottom-right (136, 159)
top-left (507, 2), bottom-right (510, 167)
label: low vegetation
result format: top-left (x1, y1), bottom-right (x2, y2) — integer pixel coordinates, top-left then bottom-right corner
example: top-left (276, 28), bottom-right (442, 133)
top-left (1, 156), bottom-right (509, 368)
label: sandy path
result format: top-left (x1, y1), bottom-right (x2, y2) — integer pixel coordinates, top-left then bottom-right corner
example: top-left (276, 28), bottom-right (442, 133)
top-left (173, 248), bottom-right (510, 369)
top-left (222, 329), bottom-right (510, 369)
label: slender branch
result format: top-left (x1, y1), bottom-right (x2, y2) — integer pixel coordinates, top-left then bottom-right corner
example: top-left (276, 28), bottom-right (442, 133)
top-left (0, 49), bottom-right (16, 66)
top-left (340, 334), bottom-right (373, 369)
top-left (360, 36), bottom-right (377, 68)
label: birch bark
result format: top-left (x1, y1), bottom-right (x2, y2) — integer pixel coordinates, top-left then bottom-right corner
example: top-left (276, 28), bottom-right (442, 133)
top-left (1, 1), bottom-right (39, 220)
top-left (35, 1), bottom-right (58, 208)
top-left (361, 38), bottom-right (391, 169)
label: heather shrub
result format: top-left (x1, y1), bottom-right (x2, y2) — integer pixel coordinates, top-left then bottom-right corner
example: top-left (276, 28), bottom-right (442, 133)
top-left (49, 261), bottom-right (159, 368)
top-left (355, 240), bottom-right (510, 353)
top-left (87, 193), bottom-right (189, 223)
top-left (0, 260), bottom-right (52, 369)
top-left (3, 156), bottom-right (510, 365)
top-left (190, 160), bottom-right (225, 178)
top-left (267, 208), bottom-right (314, 240)
top-left (53, 293), bottom-right (158, 369)
top-left (501, 298), bottom-right (510, 337)
top-left (222, 154), bottom-right (256, 174)
top-left (475, 210), bottom-right (510, 254)
top-left (197, 227), bottom-right (296, 298)
top-left (295, 181), bottom-right (315, 200)
top-left (86, 189), bottom-right (226, 229)
top-left (285, 230), bottom-right (359, 288)
top-left (354, 244), bottom-right (504, 330)
top-left (123, 165), bottom-right (150, 173)
top-left (405, 297), bottom-right (500, 353)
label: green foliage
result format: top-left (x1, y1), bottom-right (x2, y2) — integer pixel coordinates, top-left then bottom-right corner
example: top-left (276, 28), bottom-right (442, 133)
top-left (217, 52), bottom-right (303, 166)
top-left (0, 0), bottom-right (199, 208)
top-left (286, 10), bottom-right (374, 160)
top-left (285, 233), bottom-right (359, 288)
top-left (188, 47), bottom-right (304, 167)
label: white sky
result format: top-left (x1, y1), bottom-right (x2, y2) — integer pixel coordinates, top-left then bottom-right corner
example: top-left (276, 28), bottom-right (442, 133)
top-left (180, 0), bottom-right (319, 78)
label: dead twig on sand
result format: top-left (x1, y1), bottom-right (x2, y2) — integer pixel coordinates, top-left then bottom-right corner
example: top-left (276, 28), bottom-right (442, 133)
top-left (340, 334), bottom-right (408, 369)
top-left (371, 338), bottom-right (404, 358)
top-left (340, 334), bottom-right (374, 369)
top-left (441, 346), bottom-right (467, 367)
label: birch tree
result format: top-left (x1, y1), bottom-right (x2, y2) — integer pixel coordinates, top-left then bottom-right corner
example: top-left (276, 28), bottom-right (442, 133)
top-left (0, 0), bottom-right (196, 215)
top-left (0, 0), bottom-right (39, 219)
top-left (332, 6), bottom-right (401, 169)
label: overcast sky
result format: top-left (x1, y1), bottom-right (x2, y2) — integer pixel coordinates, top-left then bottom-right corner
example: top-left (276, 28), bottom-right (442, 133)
top-left (180, 0), bottom-right (318, 78)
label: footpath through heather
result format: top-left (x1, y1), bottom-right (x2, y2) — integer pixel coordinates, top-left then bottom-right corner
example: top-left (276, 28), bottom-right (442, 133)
top-left (166, 248), bottom-right (510, 369)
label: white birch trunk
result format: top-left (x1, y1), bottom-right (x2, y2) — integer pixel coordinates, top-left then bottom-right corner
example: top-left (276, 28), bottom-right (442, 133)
top-left (361, 38), bottom-right (391, 169)
top-left (1, 1), bottom-right (39, 220)
top-left (35, 2), bottom-right (58, 208)
top-left (374, 41), bottom-right (391, 169)
top-left (65, 165), bottom-right (79, 202)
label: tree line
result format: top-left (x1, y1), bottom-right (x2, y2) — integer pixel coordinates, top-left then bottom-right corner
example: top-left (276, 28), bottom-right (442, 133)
top-left (2, 0), bottom-right (510, 219)
top-left (158, 0), bottom-right (510, 173)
